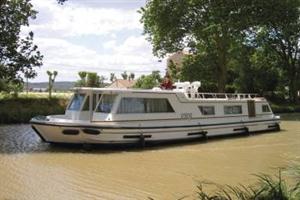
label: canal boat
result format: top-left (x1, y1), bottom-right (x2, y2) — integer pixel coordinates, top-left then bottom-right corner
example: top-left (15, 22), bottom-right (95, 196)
top-left (30, 81), bottom-right (280, 145)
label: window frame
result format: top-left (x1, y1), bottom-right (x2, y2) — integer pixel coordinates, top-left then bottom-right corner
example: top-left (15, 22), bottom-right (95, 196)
top-left (95, 94), bottom-right (117, 113)
top-left (67, 93), bottom-right (86, 111)
top-left (117, 97), bottom-right (175, 114)
top-left (224, 105), bottom-right (243, 115)
top-left (198, 106), bottom-right (215, 115)
top-left (262, 104), bottom-right (271, 113)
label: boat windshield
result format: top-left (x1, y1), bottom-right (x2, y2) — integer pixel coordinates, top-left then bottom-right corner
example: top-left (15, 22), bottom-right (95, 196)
top-left (68, 93), bottom-right (85, 111)
top-left (95, 94), bottom-right (116, 113)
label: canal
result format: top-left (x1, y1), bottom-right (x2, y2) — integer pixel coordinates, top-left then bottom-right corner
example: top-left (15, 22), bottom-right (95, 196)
top-left (0, 115), bottom-right (299, 199)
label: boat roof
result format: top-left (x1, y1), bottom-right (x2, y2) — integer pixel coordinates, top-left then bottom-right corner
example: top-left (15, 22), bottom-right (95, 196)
top-left (72, 87), bottom-right (178, 94)
top-left (71, 87), bottom-right (266, 101)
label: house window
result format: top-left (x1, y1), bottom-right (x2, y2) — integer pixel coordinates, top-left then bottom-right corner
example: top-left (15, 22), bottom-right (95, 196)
top-left (262, 105), bottom-right (271, 112)
top-left (95, 94), bottom-right (117, 113)
top-left (199, 106), bottom-right (215, 115)
top-left (68, 94), bottom-right (85, 111)
top-left (117, 98), bottom-right (174, 113)
top-left (224, 105), bottom-right (242, 114)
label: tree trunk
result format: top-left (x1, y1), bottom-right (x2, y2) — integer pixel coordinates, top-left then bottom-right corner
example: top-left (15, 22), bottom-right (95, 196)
top-left (48, 78), bottom-right (52, 98)
top-left (289, 77), bottom-right (298, 103)
top-left (215, 33), bottom-right (228, 93)
top-left (217, 63), bottom-right (226, 93)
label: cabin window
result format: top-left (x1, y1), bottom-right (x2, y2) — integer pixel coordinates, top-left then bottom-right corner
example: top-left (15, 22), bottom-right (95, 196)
top-left (199, 106), bottom-right (215, 115)
top-left (93, 94), bottom-right (99, 110)
top-left (82, 94), bottom-right (100, 111)
top-left (118, 98), bottom-right (145, 113)
top-left (82, 96), bottom-right (89, 111)
top-left (95, 94), bottom-right (116, 113)
top-left (224, 105), bottom-right (242, 115)
top-left (146, 98), bottom-right (174, 113)
top-left (117, 98), bottom-right (174, 113)
top-left (68, 94), bottom-right (85, 111)
top-left (262, 105), bottom-right (271, 112)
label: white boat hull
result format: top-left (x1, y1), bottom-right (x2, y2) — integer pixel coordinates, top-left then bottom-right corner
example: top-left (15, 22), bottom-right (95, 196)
top-left (30, 86), bottom-right (281, 145)
top-left (31, 117), bottom-right (280, 145)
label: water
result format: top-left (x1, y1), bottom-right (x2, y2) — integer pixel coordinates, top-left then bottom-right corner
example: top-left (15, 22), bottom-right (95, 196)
top-left (0, 116), bottom-right (299, 199)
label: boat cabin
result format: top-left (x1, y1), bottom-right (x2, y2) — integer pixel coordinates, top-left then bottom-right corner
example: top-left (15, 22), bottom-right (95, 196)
top-left (64, 83), bottom-right (273, 123)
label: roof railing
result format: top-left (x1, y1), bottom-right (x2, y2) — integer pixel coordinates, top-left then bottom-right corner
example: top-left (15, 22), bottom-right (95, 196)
top-left (187, 92), bottom-right (262, 100)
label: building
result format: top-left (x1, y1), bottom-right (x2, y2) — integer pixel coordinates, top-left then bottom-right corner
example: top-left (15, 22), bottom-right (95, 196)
top-left (166, 50), bottom-right (191, 79)
top-left (107, 79), bottom-right (136, 89)
top-left (31, 88), bottom-right (47, 92)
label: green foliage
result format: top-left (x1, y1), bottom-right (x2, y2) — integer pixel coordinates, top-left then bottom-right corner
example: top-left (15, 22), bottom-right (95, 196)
top-left (0, 79), bottom-right (24, 97)
top-left (0, 95), bottom-right (69, 124)
top-left (47, 70), bottom-right (58, 98)
top-left (197, 171), bottom-right (300, 200)
top-left (141, 0), bottom-right (300, 102)
top-left (231, 45), bottom-right (280, 94)
top-left (140, 0), bottom-right (243, 92)
top-left (9, 81), bottom-right (24, 98)
top-left (237, 0), bottom-right (300, 103)
top-left (78, 71), bottom-right (87, 86)
top-left (134, 71), bottom-right (162, 89)
top-left (121, 71), bottom-right (128, 80)
top-left (168, 60), bottom-right (181, 82)
top-left (129, 72), bottom-right (135, 81)
top-left (110, 73), bottom-right (116, 82)
top-left (75, 71), bottom-right (105, 87)
top-left (181, 55), bottom-right (218, 92)
top-left (0, 0), bottom-right (43, 86)
top-left (87, 72), bottom-right (100, 87)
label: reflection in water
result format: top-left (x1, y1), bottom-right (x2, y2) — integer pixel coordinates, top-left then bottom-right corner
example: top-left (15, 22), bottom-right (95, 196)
top-left (0, 119), bottom-right (299, 199)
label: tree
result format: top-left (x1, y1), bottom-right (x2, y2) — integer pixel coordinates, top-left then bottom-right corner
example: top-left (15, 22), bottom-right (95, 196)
top-left (140, 0), bottom-right (242, 92)
top-left (75, 71), bottom-right (104, 87)
top-left (86, 72), bottom-right (100, 87)
top-left (249, 0), bottom-right (300, 102)
top-left (134, 71), bottom-right (161, 89)
top-left (121, 71), bottom-right (128, 80)
top-left (129, 73), bottom-right (135, 81)
top-left (168, 60), bottom-right (181, 82)
top-left (47, 71), bottom-right (58, 98)
top-left (76, 71), bottom-right (87, 86)
top-left (232, 45), bottom-right (280, 95)
top-left (0, 0), bottom-right (43, 90)
top-left (110, 73), bottom-right (116, 82)
top-left (78, 71), bottom-right (87, 81)
top-left (181, 54), bottom-right (218, 92)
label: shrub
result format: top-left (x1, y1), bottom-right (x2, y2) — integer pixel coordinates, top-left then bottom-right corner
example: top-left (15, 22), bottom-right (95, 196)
top-left (197, 170), bottom-right (300, 200)
top-left (0, 95), bottom-right (69, 124)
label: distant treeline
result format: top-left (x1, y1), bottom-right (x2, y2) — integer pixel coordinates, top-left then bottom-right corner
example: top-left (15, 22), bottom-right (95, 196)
top-left (27, 81), bottom-right (76, 91)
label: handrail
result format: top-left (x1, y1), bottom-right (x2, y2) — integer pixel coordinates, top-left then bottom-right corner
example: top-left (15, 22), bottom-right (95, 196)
top-left (186, 92), bottom-right (262, 100)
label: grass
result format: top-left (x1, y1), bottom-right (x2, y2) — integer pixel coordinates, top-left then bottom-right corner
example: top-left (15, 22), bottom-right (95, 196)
top-left (196, 169), bottom-right (300, 200)
top-left (0, 92), bottom-right (71, 124)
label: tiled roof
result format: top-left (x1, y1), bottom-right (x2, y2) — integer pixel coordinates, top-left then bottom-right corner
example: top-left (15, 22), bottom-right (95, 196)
top-left (107, 79), bottom-right (136, 88)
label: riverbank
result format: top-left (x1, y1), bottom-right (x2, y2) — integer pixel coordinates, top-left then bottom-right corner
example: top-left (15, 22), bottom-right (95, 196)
top-left (0, 93), bottom-right (70, 124)
top-left (0, 92), bottom-right (299, 124)
top-left (270, 103), bottom-right (300, 113)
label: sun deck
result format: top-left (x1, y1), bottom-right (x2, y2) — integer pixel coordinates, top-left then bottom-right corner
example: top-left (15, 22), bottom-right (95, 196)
top-left (72, 87), bottom-right (265, 102)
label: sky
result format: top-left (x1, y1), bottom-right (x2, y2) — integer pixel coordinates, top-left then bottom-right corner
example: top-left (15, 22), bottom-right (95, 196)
top-left (21, 0), bottom-right (167, 82)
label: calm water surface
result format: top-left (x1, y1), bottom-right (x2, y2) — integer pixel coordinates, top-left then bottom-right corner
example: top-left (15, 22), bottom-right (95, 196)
top-left (0, 115), bottom-right (299, 199)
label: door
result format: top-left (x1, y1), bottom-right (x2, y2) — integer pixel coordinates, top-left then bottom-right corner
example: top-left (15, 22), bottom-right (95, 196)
top-left (247, 100), bottom-right (256, 117)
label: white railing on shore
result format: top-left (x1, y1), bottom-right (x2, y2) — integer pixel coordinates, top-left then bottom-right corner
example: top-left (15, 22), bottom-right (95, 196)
top-left (187, 92), bottom-right (262, 100)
